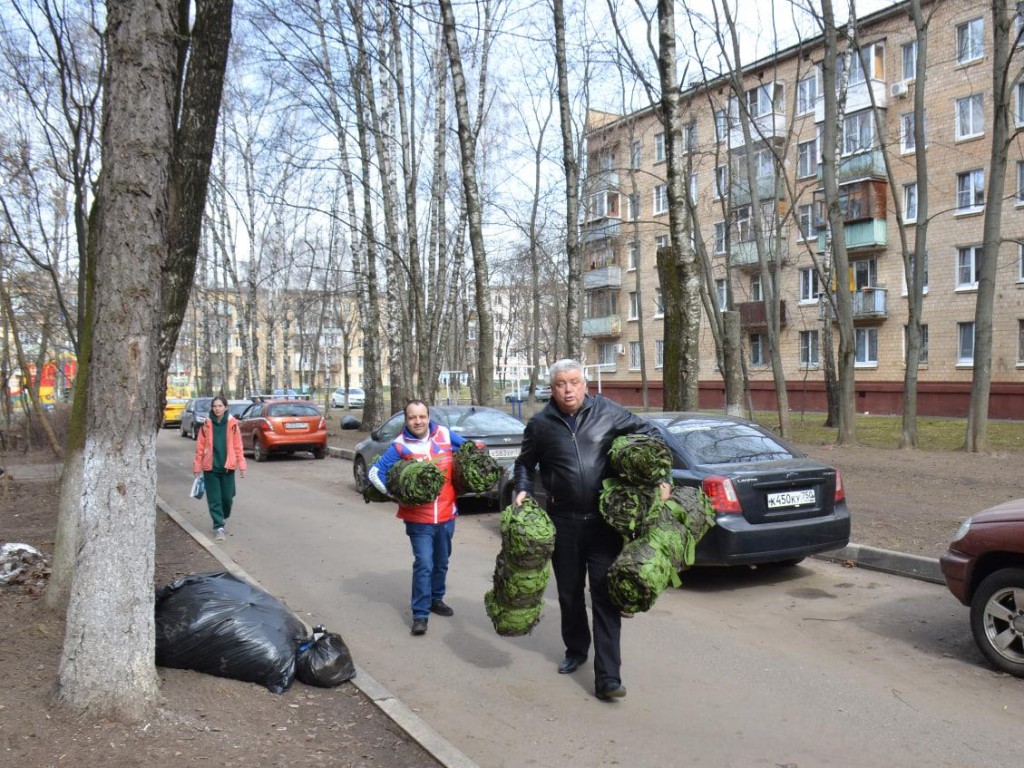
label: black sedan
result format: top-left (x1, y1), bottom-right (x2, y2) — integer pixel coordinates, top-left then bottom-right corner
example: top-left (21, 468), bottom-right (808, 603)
top-left (353, 405), bottom-right (525, 501)
top-left (502, 411), bottom-right (851, 567)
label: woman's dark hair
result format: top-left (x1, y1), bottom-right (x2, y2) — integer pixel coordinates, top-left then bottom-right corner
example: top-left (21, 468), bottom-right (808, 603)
top-left (212, 395), bottom-right (229, 408)
top-left (403, 399), bottom-right (429, 418)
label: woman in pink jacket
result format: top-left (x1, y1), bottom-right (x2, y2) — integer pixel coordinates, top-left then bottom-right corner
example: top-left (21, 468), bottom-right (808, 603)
top-left (192, 395), bottom-right (247, 540)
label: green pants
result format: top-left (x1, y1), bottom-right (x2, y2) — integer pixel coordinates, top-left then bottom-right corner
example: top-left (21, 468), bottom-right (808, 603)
top-left (203, 470), bottom-right (236, 530)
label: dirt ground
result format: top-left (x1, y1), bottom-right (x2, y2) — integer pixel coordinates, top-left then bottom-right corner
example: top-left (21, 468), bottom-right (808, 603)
top-left (2, 415), bottom-right (1022, 767)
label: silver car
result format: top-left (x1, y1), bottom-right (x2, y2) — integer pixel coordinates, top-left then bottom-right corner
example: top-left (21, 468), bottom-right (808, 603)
top-left (332, 386), bottom-right (365, 409)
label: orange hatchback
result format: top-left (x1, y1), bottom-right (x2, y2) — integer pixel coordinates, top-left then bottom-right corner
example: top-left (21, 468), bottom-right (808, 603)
top-left (237, 399), bottom-right (327, 462)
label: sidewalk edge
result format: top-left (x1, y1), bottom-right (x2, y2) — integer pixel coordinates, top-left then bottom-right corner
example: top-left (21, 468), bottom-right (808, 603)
top-left (156, 495), bottom-right (479, 768)
top-left (814, 543), bottom-right (944, 584)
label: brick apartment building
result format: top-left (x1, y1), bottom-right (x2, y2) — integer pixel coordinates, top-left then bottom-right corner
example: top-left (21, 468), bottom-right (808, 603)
top-left (581, 0), bottom-right (1024, 418)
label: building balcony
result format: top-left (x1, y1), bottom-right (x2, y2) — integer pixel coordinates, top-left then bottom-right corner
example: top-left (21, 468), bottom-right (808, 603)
top-left (852, 286), bottom-right (887, 320)
top-left (585, 169), bottom-right (620, 190)
top-left (737, 300), bottom-right (787, 328)
top-left (731, 236), bottom-right (788, 267)
top-left (816, 148), bottom-right (886, 184)
top-left (728, 112), bottom-right (788, 149)
top-left (812, 79), bottom-right (888, 123)
top-left (730, 174), bottom-right (786, 207)
top-left (580, 218), bottom-right (621, 244)
top-left (583, 265), bottom-right (622, 290)
top-left (582, 314), bottom-right (622, 338)
top-left (817, 219), bottom-right (888, 253)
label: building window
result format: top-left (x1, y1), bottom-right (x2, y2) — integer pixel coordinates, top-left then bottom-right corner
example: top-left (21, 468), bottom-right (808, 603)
top-left (905, 324), bottom-right (929, 365)
top-left (733, 205), bottom-right (752, 243)
top-left (654, 132), bottom-right (666, 162)
top-left (900, 112), bottom-right (916, 153)
top-left (598, 343), bottom-right (616, 368)
top-left (902, 40), bottom-right (917, 80)
top-left (689, 173), bottom-right (698, 201)
top-left (1016, 82), bottom-right (1024, 126)
top-left (714, 165), bottom-right (728, 199)
top-left (799, 330), bottom-right (819, 367)
top-left (630, 139), bottom-right (641, 169)
top-left (903, 251), bottom-right (929, 295)
top-left (956, 94), bottom-right (984, 140)
top-left (797, 71), bottom-right (818, 114)
top-left (653, 184), bottom-right (668, 214)
top-left (842, 110), bottom-right (875, 155)
top-left (749, 333), bottom-right (766, 366)
top-left (1017, 161), bottom-right (1024, 203)
top-left (715, 109), bottom-right (728, 142)
top-left (797, 203), bottom-right (815, 240)
top-left (628, 291), bottom-right (639, 320)
top-left (957, 245), bottom-right (981, 289)
top-left (629, 341), bottom-right (641, 369)
top-left (956, 169), bottom-right (985, 211)
top-left (683, 122), bottom-right (697, 151)
top-left (625, 193), bottom-right (639, 221)
top-left (654, 287), bottom-right (664, 316)
top-left (655, 234), bottom-right (668, 250)
top-left (799, 268), bottom-right (819, 302)
top-left (903, 182), bottom-right (918, 222)
top-left (755, 147), bottom-right (775, 179)
top-left (853, 257), bottom-right (877, 289)
top-left (958, 321), bottom-right (975, 365)
top-left (628, 243), bottom-right (639, 270)
top-left (1019, 320), bottom-right (1024, 363)
top-left (715, 278), bottom-right (727, 311)
top-left (797, 138), bottom-right (818, 178)
top-left (957, 18), bottom-right (985, 64)
top-left (855, 327), bottom-right (878, 366)
top-left (713, 221), bottom-right (726, 254)
top-left (750, 273), bottom-right (763, 302)
top-left (841, 42), bottom-right (885, 85)
top-left (1019, 243), bottom-right (1024, 282)
top-left (467, 323), bottom-right (477, 341)
top-left (746, 82), bottom-right (784, 118)
top-left (655, 340), bottom-right (664, 369)
top-left (597, 149), bottom-right (614, 171)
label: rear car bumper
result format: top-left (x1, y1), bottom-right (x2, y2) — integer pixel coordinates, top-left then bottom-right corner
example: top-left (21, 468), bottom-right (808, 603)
top-left (695, 507), bottom-right (851, 566)
top-left (261, 431), bottom-right (327, 453)
top-left (938, 548), bottom-right (973, 605)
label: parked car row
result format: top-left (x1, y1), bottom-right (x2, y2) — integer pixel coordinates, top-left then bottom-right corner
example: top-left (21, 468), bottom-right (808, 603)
top-left (503, 385), bottom-right (551, 403)
top-left (331, 386), bottom-right (365, 408)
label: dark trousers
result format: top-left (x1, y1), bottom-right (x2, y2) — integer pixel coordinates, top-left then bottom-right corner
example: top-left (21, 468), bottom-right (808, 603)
top-left (550, 514), bottom-right (624, 687)
top-left (203, 470), bottom-right (236, 530)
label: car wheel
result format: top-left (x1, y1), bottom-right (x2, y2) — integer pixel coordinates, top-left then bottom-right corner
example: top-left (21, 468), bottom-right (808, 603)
top-left (312, 445), bottom-right (327, 460)
top-left (180, 422), bottom-right (187, 438)
top-left (353, 456), bottom-right (369, 492)
top-left (970, 567), bottom-right (1024, 677)
top-left (253, 437), bottom-right (268, 462)
top-left (191, 423), bottom-right (199, 440)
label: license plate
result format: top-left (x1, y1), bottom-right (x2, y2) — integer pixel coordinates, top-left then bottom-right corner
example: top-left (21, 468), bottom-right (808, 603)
top-left (284, 422), bottom-right (308, 430)
top-left (767, 488), bottom-right (815, 508)
top-left (488, 447), bottom-right (519, 459)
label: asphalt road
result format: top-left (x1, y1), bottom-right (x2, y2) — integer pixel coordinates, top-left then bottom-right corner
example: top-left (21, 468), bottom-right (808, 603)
top-left (156, 430), bottom-right (1024, 768)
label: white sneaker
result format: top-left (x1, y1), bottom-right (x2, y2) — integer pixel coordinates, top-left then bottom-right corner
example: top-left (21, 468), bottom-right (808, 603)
top-left (215, 528), bottom-right (226, 541)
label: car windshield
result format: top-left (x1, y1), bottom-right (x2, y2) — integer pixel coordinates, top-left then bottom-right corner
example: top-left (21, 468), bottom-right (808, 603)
top-left (448, 409), bottom-right (524, 436)
top-left (664, 419), bottom-right (796, 465)
top-left (227, 402), bottom-right (249, 417)
top-left (195, 398), bottom-right (213, 411)
top-left (268, 403), bottom-right (320, 418)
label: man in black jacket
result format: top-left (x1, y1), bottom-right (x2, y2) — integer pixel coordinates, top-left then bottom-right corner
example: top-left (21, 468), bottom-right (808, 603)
top-left (513, 359), bottom-right (669, 701)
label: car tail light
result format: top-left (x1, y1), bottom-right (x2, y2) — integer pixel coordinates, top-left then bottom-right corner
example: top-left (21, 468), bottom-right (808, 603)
top-left (701, 476), bottom-right (742, 514)
top-left (834, 470), bottom-right (845, 503)
top-left (474, 440), bottom-right (486, 450)
top-left (257, 418), bottom-right (273, 432)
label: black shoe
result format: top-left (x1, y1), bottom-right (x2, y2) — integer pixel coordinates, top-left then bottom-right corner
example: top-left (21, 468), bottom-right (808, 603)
top-left (557, 656), bottom-right (584, 675)
top-left (411, 618), bottom-right (428, 635)
top-left (429, 600), bottom-right (454, 617)
top-left (596, 682), bottom-right (627, 701)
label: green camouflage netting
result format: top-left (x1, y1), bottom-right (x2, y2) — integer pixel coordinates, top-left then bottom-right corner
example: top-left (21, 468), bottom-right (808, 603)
top-left (665, 485), bottom-right (716, 541)
top-left (492, 552), bottom-right (551, 609)
top-left (607, 537), bottom-right (674, 614)
top-left (499, 497), bottom-right (556, 569)
top-left (453, 442), bottom-right (503, 494)
top-left (484, 588), bottom-right (544, 636)
top-left (598, 478), bottom-right (661, 539)
top-left (608, 433), bottom-right (672, 486)
top-left (361, 458), bottom-right (398, 504)
top-left (387, 459), bottom-right (444, 506)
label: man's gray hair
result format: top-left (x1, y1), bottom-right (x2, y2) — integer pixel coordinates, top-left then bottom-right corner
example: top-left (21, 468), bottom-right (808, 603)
top-left (548, 358), bottom-right (586, 383)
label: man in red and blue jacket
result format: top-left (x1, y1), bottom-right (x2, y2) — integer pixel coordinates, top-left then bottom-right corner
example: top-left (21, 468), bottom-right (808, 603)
top-left (369, 400), bottom-right (465, 636)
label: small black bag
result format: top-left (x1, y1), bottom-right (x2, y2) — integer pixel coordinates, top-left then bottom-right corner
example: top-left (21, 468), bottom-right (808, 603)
top-left (296, 624), bottom-right (356, 687)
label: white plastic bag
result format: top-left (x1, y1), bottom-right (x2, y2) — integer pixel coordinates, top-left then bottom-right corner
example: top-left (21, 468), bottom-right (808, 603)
top-left (190, 475), bottom-right (205, 499)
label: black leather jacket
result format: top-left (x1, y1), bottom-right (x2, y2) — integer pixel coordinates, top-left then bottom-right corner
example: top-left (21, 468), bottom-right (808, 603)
top-left (513, 395), bottom-right (666, 516)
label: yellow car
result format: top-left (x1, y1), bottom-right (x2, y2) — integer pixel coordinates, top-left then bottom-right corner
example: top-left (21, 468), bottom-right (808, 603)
top-left (162, 398), bottom-right (188, 428)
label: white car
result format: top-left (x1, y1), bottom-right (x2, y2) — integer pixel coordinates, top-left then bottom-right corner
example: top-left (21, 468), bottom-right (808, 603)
top-left (331, 386), bottom-right (365, 408)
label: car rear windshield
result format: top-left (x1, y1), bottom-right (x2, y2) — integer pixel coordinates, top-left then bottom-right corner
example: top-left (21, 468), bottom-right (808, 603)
top-left (665, 420), bottom-right (796, 465)
top-left (449, 410), bottom-right (524, 435)
top-left (268, 403), bottom-right (321, 418)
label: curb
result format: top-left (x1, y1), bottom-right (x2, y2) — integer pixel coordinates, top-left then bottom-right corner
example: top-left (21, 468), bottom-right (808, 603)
top-left (814, 544), bottom-right (944, 584)
top-left (156, 495), bottom-right (479, 768)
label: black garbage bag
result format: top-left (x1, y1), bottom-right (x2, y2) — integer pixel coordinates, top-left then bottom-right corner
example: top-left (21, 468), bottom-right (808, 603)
top-left (154, 571), bottom-right (306, 694)
top-left (296, 625), bottom-right (356, 688)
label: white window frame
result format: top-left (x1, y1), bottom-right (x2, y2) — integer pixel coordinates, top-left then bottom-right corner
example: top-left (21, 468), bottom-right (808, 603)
top-left (799, 268), bottom-right (819, 303)
top-left (713, 222), bottom-right (727, 254)
top-left (750, 273), bottom-right (763, 302)
top-left (957, 18), bottom-right (985, 64)
top-left (654, 287), bottom-right (664, 317)
top-left (903, 182), bottom-right (918, 223)
top-left (630, 139), bottom-right (642, 169)
top-left (655, 340), bottom-right (664, 369)
top-left (957, 245), bottom-right (981, 289)
top-left (628, 291), bottom-right (639, 320)
top-left (714, 165), bottom-right (728, 199)
top-left (855, 327), bottom-right (878, 367)
top-left (904, 323), bottom-right (929, 365)
top-left (797, 138), bottom-right (818, 178)
top-left (1016, 82), bottom-right (1024, 126)
top-left (799, 330), bottom-right (819, 368)
top-left (902, 40), bottom-right (917, 81)
top-left (902, 251), bottom-right (929, 295)
top-left (715, 279), bottom-right (727, 312)
top-left (842, 110), bottom-right (875, 155)
top-left (628, 243), bottom-right (639, 271)
top-left (958, 321), bottom-right (976, 366)
top-left (842, 42), bottom-right (885, 86)
top-left (683, 122), bottom-right (697, 152)
top-left (956, 94), bottom-right (985, 140)
top-left (629, 341), bottom-right (641, 370)
top-left (654, 132), bottom-right (666, 162)
top-left (754, 147), bottom-right (775, 179)
top-left (956, 169), bottom-right (985, 211)
top-left (653, 184), bottom-right (668, 215)
top-left (797, 203), bottom-right (815, 241)
top-left (749, 333), bottom-right (766, 366)
top-left (715, 109), bottom-right (728, 142)
top-left (900, 112), bottom-right (916, 153)
top-left (746, 82), bottom-right (784, 118)
top-left (797, 72), bottom-right (818, 114)
top-left (655, 234), bottom-right (668, 249)
top-left (1019, 320), bottom-right (1024, 364)
top-left (1017, 160), bottom-right (1024, 204)
top-left (1019, 243), bottom-right (1024, 282)
top-left (625, 193), bottom-right (639, 221)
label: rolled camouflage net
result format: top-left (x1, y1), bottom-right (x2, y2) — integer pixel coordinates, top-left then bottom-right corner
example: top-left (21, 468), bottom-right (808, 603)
top-left (361, 458), bottom-right (397, 504)
top-left (453, 442), bottom-right (503, 494)
top-left (484, 589), bottom-right (544, 636)
top-left (599, 478), bottom-right (661, 539)
top-left (492, 552), bottom-right (551, 609)
top-left (665, 485), bottom-right (716, 541)
top-left (607, 537), bottom-right (674, 614)
top-left (499, 497), bottom-right (556, 569)
top-left (386, 459), bottom-right (444, 506)
top-left (485, 497), bottom-right (555, 636)
top-left (608, 434), bottom-right (672, 487)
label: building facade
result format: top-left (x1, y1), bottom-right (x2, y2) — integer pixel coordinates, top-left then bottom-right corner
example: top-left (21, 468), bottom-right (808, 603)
top-left (581, 0), bottom-right (1024, 418)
